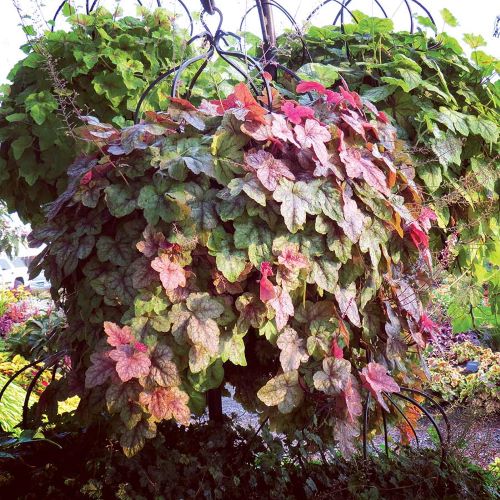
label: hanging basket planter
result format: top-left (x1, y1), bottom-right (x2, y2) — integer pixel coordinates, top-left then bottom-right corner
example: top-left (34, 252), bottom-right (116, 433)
top-left (31, 77), bottom-right (439, 456)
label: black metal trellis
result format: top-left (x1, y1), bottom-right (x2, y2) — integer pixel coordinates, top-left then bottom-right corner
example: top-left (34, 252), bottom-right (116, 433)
top-left (2, 0), bottom-right (452, 460)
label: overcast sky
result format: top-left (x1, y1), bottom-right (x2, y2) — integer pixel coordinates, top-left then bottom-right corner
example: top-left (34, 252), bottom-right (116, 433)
top-left (1, 0), bottom-right (499, 84)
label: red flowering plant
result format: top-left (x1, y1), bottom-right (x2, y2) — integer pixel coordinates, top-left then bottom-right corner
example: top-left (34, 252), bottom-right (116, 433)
top-left (30, 78), bottom-right (435, 456)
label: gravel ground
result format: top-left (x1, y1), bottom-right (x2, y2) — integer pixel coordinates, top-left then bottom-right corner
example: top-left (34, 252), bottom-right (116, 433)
top-left (219, 387), bottom-right (499, 468)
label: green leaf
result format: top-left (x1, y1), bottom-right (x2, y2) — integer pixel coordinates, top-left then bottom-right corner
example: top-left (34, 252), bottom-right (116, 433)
top-left (463, 33), bottom-right (486, 49)
top-left (434, 107), bottom-right (469, 136)
top-left (360, 85), bottom-right (396, 103)
top-left (234, 216), bottom-right (273, 266)
top-left (120, 419), bottom-right (157, 457)
top-left (417, 163), bottom-right (442, 193)
top-left (215, 247), bottom-right (247, 283)
top-left (440, 8), bottom-right (458, 27)
top-left (220, 330), bottom-right (247, 366)
top-left (227, 174), bottom-right (267, 206)
top-left (308, 256), bottom-right (341, 293)
top-left (105, 184), bottom-right (137, 217)
top-left (430, 130), bottom-right (462, 168)
top-left (11, 135), bottom-right (33, 161)
top-left (96, 235), bottom-right (135, 266)
top-left (138, 185), bottom-right (177, 225)
top-left (273, 180), bottom-right (319, 234)
top-left (296, 63), bottom-right (339, 86)
top-left (211, 130), bottom-right (247, 184)
top-left (466, 116), bottom-right (498, 144)
top-left (25, 91), bottom-right (58, 125)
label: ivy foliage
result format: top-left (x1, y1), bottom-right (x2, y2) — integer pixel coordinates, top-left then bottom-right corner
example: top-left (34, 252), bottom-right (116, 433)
top-left (1, 423), bottom-right (498, 499)
top-left (0, 7), bottom-right (193, 223)
top-left (278, 10), bottom-right (499, 322)
top-left (28, 77), bottom-right (436, 456)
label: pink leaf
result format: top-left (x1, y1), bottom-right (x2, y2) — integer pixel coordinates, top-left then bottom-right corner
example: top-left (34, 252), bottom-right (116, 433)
top-left (109, 345), bottom-right (151, 383)
top-left (271, 113), bottom-right (299, 146)
top-left (139, 387), bottom-right (191, 426)
top-left (339, 185), bottom-right (366, 243)
top-left (340, 86), bottom-right (362, 109)
top-left (340, 147), bottom-right (390, 196)
top-left (277, 245), bottom-right (309, 272)
top-left (245, 150), bottom-right (295, 191)
top-left (151, 254), bottom-right (186, 291)
top-left (360, 362), bottom-right (400, 411)
top-left (340, 110), bottom-right (367, 138)
top-left (269, 286), bottom-right (294, 331)
top-left (104, 321), bottom-right (135, 347)
top-left (295, 119), bottom-right (331, 166)
top-left (418, 207), bottom-right (437, 232)
top-left (343, 374), bottom-right (363, 421)
top-left (281, 101), bottom-right (315, 125)
top-left (241, 115), bottom-right (273, 141)
top-left (325, 90), bottom-right (342, 105)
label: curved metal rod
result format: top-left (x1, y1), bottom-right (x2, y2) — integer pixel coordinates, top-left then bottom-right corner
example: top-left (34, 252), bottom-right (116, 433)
top-left (400, 386), bottom-right (450, 444)
top-left (385, 392), bottom-right (420, 447)
top-left (216, 50), bottom-right (262, 97)
top-left (0, 356), bottom-right (52, 404)
top-left (184, 57), bottom-right (210, 100)
top-left (216, 46), bottom-right (274, 110)
top-left (382, 408), bottom-right (389, 457)
top-left (22, 356), bottom-right (62, 427)
top-left (402, 0), bottom-right (414, 34)
top-left (306, 0), bottom-right (359, 25)
top-left (391, 392), bottom-right (446, 461)
top-left (332, 0), bottom-right (388, 28)
top-left (410, 0), bottom-right (436, 28)
top-left (239, 0), bottom-right (311, 63)
top-left (51, 0), bottom-right (70, 32)
top-left (171, 49), bottom-right (215, 99)
top-left (362, 392), bottom-right (371, 460)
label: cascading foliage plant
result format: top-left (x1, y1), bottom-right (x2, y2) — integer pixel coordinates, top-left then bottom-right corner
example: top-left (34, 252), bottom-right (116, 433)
top-left (30, 77), bottom-right (436, 457)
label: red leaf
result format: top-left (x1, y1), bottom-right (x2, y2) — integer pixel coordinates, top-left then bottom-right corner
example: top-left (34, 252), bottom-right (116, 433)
top-left (245, 150), bottom-right (295, 191)
top-left (281, 101), bottom-right (315, 125)
top-left (109, 345), bottom-right (151, 382)
top-left (420, 313), bottom-right (439, 343)
top-left (296, 81), bottom-right (326, 94)
top-left (151, 254), bottom-right (186, 291)
top-left (360, 362), bottom-right (400, 411)
top-left (331, 338), bottom-right (344, 359)
top-left (168, 96), bottom-right (197, 111)
top-left (407, 222), bottom-right (429, 249)
top-left (136, 226), bottom-right (166, 258)
top-left (104, 321), bottom-right (135, 347)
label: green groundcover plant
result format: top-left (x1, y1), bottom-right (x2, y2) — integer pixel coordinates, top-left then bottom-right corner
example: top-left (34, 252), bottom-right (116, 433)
top-left (28, 76), bottom-right (436, 457)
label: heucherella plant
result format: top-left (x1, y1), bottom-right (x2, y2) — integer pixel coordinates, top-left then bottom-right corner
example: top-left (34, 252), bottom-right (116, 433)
top-left (30, 77), bottom-right (435, 456)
